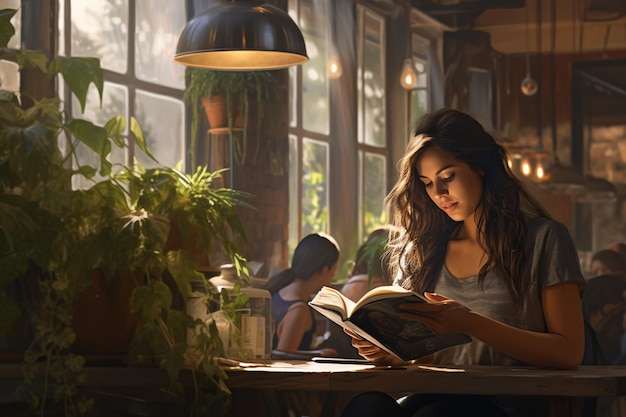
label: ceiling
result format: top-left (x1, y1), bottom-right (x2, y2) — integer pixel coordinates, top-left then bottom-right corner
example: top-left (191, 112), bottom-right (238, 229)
top-left (412, 0), bottom-right (626, 125)
top-left (412, 0), bottom-right (626, 54)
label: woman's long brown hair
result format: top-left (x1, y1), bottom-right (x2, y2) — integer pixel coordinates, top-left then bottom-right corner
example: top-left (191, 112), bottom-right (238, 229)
top-left (386, 108), bottom-right (550, 308)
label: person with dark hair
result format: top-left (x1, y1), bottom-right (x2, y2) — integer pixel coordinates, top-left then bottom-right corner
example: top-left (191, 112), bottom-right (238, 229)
top-left (609, 242), bottom-right (626, 260)
top-left (341, 225), bottom-right (398, 302)
top-left (591, 248), bottom-right (626, 277)
top-left (265, 233), bottom-right (340, 357)
top-left (341, 108), bottom-right (586, 417)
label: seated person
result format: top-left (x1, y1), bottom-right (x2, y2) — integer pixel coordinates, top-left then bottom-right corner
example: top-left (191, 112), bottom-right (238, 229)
top-left (590, 249), bottom-right (626, 277)
top-left (582, 273), bottom-right (626, 365)
top-left (264, 233), bottom-right (340, 359)
top-left (341, 225), bottom-right (398, 302)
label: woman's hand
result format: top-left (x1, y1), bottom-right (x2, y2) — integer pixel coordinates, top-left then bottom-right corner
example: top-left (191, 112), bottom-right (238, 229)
top-left (399, 292), bottom-right (474, 336)
top-left (343, 329), bottom-right (407, 366)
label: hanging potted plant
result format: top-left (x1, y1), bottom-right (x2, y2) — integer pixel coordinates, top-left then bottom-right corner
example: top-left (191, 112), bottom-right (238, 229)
top-left (183, 68), bottom-right (277, 167)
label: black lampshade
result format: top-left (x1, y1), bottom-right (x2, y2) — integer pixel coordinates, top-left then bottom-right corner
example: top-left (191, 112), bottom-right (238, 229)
top-left (174, 0), bottom-right (309, 70)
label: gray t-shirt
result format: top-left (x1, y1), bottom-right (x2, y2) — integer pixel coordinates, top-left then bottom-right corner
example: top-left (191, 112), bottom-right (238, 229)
top-left (431, 217), bottom-right (587, 366)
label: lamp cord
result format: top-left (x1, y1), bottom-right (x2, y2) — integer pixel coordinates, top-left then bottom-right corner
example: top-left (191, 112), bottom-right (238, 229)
top-left (525, 3), bottom-right (531, 75)
top-left (405, 0), bottom-right (412, 61)
top-left (550, 0), bottom-right (557, 157)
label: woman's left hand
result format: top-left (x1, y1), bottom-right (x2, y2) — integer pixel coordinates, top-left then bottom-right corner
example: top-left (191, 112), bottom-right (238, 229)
top-left (399, 292), bottom-right (473, 335)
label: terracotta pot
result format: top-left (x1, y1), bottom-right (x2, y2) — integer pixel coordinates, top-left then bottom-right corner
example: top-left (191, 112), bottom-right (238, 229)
top-left (71, 269), bottom-right (144, 355)
top-left (201, 95), bottom-right (244, 131)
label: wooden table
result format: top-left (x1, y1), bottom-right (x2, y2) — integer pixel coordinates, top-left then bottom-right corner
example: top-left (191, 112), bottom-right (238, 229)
top-left (1, 362), bottom-right (626, 417)
top-left (224, 362), bottom-right (626, 417)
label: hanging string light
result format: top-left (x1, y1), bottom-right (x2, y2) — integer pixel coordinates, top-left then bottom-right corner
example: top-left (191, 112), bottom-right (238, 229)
top-left (400, 0), bottom-right (418, 90)
top-left (521, 1), bottom-right (538, 96)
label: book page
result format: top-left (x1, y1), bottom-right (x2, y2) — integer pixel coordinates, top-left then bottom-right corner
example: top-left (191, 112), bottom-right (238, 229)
top-left (353, 285), bottom-right (428, 312)
top-left (309, 287), bottom-right (356, 320)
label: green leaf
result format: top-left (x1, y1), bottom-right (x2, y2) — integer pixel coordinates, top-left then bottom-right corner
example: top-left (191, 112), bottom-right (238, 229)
top-left (129, 117), bottom-right (157, 162)
top-left (49, 57), bottom-right (103, 113)
top-left (130, 279), bottom-right (172, 321)
top-left (104, 115), bottom-right (127, 148)
top-left (66, 119), bottom-right (112, 176)
top-left (0, 8), bottom-right (17, 48)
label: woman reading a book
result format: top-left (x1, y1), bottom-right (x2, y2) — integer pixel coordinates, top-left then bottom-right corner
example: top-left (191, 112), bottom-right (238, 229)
top-left (265, 233), bottom-right (340, 358)
top-left (341, 108), bottom-right (587, 417)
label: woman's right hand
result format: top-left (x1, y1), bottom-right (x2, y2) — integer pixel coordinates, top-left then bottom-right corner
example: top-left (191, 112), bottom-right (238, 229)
top-left (343, 329), bottom-right (407, 366)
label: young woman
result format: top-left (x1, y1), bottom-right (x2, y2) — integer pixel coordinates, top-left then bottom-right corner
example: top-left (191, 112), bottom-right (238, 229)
top-left (341, 108), bottom-right (587, 417)
top-left (265, 233), bottom-right (340, 357)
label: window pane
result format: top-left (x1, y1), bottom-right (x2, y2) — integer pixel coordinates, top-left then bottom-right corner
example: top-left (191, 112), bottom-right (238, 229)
top-left (288, 66), bottom-right (297, 128)
top-left (70, 0), bottom-right (128, 73)
top-left (135, 90), bottom-right (184, 168)
top-left (288, 134), bottom-right (299, 252)
top-left (299, 0), bottom-right (329, 134)
top-left (358, 9), bottom-right (385, 147)
top-left (6, 0), bottom-right (20, 48)
top-left (71, 81), bottom-right (128, 128)
top-left (410, 89), bottom-right (428, 128)
top-left (0, 60), bottom-right (19, 93)
top-left (135, 1), bottom-right (185, 89)
top-left (301, 138), bottom-right (329, 236)
top-left (69, 81), bottom-right (129, 189)
top-left (361, 152), bottom-right (387, 237)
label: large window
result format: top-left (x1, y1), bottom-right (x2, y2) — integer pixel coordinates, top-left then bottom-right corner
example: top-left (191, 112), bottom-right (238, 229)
top-left (288, 0), bottom-right (332, 251)
top-left (357, 6), bottom-right (387, 241)
top-left (58, 0), bottom-right (186, 188)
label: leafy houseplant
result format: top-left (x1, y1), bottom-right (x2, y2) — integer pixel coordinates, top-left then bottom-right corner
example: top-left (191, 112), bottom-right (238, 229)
top-left (0, 8), bottom-right (250, 416)
top-left (184, 68), bottom-right (277, 167)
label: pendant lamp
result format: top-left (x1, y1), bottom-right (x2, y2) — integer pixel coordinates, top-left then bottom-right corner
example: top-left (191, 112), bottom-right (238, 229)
top-left (400, 0), bottom-right (418, 90)
top-left (174, 0), bottom-right (309, 71)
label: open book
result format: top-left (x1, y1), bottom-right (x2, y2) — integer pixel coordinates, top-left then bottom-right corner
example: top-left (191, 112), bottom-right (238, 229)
top-left (309, 285), bottom-right (472, 362)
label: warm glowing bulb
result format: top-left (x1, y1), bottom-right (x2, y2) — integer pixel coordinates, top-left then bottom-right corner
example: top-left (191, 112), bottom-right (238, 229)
top-left (400, 58), bottom-right (418, 90)
top-left (328, 56), bottom-right (342, 79)
top-left (521, 159), bottom-right (531, 176)
top-left (535, 161), bottom-right (545, 180)
top-left (507, 158), bottom-right (513, 169)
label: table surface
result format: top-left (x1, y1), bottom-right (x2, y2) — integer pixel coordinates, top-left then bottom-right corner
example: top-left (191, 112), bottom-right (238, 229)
top-left (222, 362), bottom-right (626, 398)
top-left (2, 362), bottom-right (626, 398)
top-left (2, 362), bottom-right (626, 417)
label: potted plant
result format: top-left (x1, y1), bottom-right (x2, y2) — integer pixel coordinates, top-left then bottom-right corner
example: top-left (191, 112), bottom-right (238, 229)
top-left (0, 9), bottom-right (250, 416)
top-left (184, 68), bottom-right (277, 167)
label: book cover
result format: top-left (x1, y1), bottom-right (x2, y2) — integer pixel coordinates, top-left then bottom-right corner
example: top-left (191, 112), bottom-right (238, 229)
top-left (309, 286), bottom-right (472, 362)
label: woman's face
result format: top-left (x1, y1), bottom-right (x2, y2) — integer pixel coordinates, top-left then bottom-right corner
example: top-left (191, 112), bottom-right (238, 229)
top-left (416, 147), bottom-right (483, 223)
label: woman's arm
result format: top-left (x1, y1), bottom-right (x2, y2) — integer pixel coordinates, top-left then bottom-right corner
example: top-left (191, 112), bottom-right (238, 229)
top-left (275, 302), bottom-right (312, 352)
top-left (401, 282), bottom-right (585, 369)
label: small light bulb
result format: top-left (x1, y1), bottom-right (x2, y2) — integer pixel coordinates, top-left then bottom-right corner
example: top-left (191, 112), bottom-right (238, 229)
top-left (400, 58), bottom-right (418, 90)
top-left (521, 159), bottom-right (531, 176)
top-left (328, 54), bottom-right (342, 79)
top-left (536, 162), bottom-right (544, 180)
